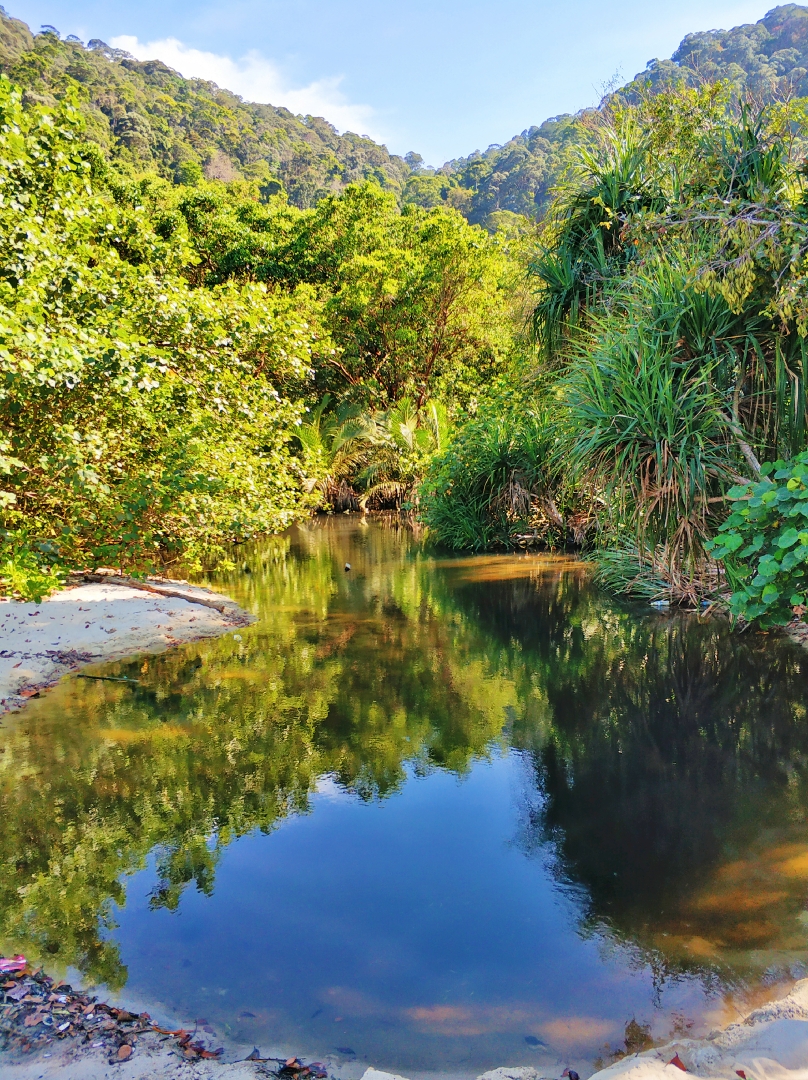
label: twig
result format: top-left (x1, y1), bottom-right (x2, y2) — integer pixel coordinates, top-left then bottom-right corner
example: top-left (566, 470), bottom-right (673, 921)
top-left (730, 380), bottom-right (762, 478)
top-left (76, 674), bottom-right (140, 685)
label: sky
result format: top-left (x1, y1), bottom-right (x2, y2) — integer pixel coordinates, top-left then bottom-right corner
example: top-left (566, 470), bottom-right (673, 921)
top-left (6, 0), bottom-right (776, 165)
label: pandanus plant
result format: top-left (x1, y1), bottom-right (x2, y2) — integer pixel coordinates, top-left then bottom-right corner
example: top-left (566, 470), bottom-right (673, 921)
top-left (530, 117), bottom-right (665, 358)
top-left (357, 398), bottom-right (450, 509)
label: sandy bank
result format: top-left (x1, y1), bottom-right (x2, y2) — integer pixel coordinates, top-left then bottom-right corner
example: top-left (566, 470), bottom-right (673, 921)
top-left (0, 576), bottom-right (252, 711)
top-left (587, 978), bottom-right (808, 1080)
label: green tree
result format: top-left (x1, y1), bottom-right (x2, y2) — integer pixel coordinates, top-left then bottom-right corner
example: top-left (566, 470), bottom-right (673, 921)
top-left (0, 79), bottom-right (319, 594)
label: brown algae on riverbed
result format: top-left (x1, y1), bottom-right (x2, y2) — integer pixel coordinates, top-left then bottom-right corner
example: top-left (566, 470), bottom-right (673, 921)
top-left (2, 519), bottom-right (808, 1076)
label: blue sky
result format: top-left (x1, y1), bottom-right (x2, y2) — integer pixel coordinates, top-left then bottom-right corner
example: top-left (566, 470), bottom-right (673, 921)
top-left (8, 0), bottom-right (773, 164)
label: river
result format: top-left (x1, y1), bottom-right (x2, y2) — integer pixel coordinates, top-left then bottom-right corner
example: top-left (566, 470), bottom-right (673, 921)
top-left (2, 517), bottom-right (808, 1075)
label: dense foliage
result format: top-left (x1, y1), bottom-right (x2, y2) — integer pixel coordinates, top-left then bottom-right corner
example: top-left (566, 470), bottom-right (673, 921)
top-left (6, 2), bottom-right (808, 626)
top-left (166, 180), bottom-right (519, 405)
top-left (0, 81), bottom-right (328, 597)
top-left (423, 83), bottom-right (808, 617)
top-left (707, 454), bottom-right (808, 626)
top-left (418, 384), bottom-right (581, 551)
top-left (0, 72), bottom-right (521, 597)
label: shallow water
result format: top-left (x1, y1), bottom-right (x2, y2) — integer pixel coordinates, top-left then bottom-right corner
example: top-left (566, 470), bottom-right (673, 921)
top-left (3, 518), bottom-right (808, 1075)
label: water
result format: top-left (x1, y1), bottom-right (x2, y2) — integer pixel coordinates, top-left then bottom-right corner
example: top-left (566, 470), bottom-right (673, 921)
top-left (2, 518), bottom-right (808, 1075)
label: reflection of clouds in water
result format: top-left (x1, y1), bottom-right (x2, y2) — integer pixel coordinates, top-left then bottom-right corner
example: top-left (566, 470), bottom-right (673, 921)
top-left (316, 991), bottom-right (617, 1051)
top-left (323, 985), bottom-right (386, 1017)
top-left (541, 1016), bottom-right (616, 1048)
top-left (405, 1003), bottom-right (615, 1047)
top-left (314, 774), bottom-right (351, 801)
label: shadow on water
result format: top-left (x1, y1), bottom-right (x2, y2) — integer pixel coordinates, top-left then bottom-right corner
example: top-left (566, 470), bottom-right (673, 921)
top-left (1, 516), bottom-right (808, 1070)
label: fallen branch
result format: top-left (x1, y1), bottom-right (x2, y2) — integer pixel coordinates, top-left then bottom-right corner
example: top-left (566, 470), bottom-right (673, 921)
top-left (77, 674), bottom-right (140, 685)
top-left (71, 573), bottom-right (245, 620)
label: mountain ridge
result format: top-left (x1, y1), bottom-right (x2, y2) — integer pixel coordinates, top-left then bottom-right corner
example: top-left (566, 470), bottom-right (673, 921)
top-left (434, 4), bottom-right (808, 223)
top-left (3, 4), bottom-right (808, 222)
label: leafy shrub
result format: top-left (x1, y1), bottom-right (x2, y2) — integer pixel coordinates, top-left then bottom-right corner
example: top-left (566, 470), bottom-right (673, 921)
top-left (0, 80), bottom-right (319, 596)
top-left (0, 546), bottom-right (66, 603)
top-left (707, 453), bottom-right (808, 626)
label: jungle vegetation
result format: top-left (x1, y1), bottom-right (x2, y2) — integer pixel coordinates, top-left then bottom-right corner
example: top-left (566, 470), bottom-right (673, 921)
top-left (423, 84), bottom-right (808, 618)
top-left (7, 7), bottom-right (808, 225)
top-left (0, 74), bottom-right (521, 598)
top-left (2, 5), bottom-right (808, 624)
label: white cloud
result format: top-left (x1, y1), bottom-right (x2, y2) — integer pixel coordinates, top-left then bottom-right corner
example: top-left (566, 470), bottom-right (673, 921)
top-left (110, 35), bottom-right (384, 142)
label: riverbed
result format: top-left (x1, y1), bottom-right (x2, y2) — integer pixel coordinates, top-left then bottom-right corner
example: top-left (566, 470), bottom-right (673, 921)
top-left (2, 517), bottom-right (808, 1077)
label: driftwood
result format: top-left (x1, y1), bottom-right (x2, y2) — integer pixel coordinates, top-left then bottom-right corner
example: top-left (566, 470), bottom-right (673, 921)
top-left (70, 573), bottom-right (246, 621)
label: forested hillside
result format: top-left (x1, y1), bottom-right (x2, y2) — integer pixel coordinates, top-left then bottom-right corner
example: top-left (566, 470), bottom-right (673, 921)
top-left (0, 8), bottom-right (411, 207)
top-left (7, 6), bottom-right (808, 226)
top-left (412, 4), bottom-right (808, 225)
top-left (629, 3), bottom-right (808, 100)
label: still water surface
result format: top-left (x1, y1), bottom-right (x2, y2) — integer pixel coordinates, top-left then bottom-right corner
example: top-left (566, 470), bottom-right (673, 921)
top-left (3, 519), bottom-right (808, 1074)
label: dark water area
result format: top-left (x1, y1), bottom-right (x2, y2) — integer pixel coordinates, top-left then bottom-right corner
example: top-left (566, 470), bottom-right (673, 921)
top-left (3, 518), bottom-right (808, 1075)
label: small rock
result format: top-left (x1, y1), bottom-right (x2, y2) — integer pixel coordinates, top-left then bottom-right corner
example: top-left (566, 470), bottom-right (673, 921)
top-left (360, 1070), bottom-right (410, 1080)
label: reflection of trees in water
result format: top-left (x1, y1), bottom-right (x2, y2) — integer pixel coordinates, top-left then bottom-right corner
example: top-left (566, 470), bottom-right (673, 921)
top-left (474, 585), bottom-right (808, 982)
top-left (0, 522), bottom-right (508, 988)
top-left (443, 566), bottom-right (808, 987)
top-left (2, 519), bottom-right (808, 997)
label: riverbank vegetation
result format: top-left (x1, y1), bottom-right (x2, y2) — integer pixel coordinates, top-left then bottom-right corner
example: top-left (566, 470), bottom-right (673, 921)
top-left (0, 75), bottom-right (521, 598)
top-left (2, 5), bottom-right (808, 626)
top-left (424, 85), bottom-right (808, 617)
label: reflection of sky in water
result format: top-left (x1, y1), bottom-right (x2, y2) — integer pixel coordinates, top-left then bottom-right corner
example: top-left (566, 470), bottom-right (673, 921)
top-left (111, 755), bottom-right (690, 1073)
top-left (3, 518), bottom-right (808, 1076)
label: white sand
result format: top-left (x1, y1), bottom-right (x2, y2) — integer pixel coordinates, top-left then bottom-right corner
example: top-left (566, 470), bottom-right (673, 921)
top-left (0, 577), bottom-right (252, 711)
top-left (579, 978), bottom-right (808, 1080)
